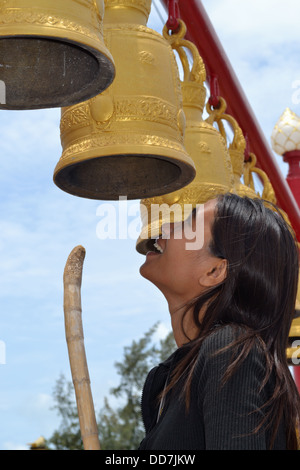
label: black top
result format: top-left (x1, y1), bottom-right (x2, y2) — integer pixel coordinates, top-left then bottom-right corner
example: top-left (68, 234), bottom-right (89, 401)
top-left (139, 325), bottom-right (286, 450)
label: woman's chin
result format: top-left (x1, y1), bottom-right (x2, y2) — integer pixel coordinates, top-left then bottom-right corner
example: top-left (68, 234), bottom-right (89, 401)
top-left (139, 259), bottom-right (158, 284)
top-left (139, 260), bottom-right (151, 280)
top-left (140, 251), bottom-right (159, 277)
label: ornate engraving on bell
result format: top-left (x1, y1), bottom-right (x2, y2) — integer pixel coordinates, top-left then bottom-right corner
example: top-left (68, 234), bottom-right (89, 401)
top-left (0, 0), bottom-right (115, 109)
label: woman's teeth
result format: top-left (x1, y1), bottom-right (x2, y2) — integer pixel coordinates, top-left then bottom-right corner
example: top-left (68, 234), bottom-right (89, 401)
top-left (153, 241), bottom-right (163, 254)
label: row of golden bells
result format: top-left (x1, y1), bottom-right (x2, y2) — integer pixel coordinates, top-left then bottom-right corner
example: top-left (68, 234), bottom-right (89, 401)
top-left (0, 0), bottom-right (278, 204)
top-left (0, 0), bottom-right (299, 361)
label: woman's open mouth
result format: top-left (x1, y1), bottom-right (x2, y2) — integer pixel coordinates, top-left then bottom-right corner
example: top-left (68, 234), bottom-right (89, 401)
top-left (145, 238), bottom-right (164, 257)
top-left (153, 240), bottom-right (164, 253)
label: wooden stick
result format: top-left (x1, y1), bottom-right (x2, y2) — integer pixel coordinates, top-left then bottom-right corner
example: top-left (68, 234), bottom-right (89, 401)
top-left (63, 245), bottom-right (101, 450)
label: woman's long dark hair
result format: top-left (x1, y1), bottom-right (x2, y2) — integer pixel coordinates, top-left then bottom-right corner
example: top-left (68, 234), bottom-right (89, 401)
top-left (165, 193), bottom-right (300, 449)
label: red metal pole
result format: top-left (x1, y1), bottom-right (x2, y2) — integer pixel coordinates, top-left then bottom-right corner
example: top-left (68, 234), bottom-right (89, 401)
top-left (294, 367), bottom-right (300, 393)
top-left (161, 0), bottom-right (300, 241)
top-left (283, 151), bottom-right (300, 203)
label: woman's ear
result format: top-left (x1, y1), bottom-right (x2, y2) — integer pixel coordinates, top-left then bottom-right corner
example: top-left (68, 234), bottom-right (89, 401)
top-left (199, 259), bottom-right (227, 287)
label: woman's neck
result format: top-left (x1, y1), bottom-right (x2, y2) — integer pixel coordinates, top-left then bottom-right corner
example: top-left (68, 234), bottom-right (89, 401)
top-left (168, 300), bottom-right (205, 347)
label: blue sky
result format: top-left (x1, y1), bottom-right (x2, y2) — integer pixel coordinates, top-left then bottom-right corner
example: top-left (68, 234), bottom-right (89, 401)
top-left (0, 0), bottom-right (299, 449)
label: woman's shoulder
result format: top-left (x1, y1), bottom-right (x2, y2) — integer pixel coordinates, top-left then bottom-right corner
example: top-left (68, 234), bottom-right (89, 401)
top-left (194, 324), bottom-right (268, 390)
top-left (197, 323), bottom-right (266, 369)
top-left (201, 323), bottom-right (245, 352)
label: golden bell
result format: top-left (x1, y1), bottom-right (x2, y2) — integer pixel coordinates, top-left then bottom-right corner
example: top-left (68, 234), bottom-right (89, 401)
top-left (0, 0), bottom-right (115, 109)
top-left (53, 0), bottom-right (196, 200)
top-left (136, 23), bottom-right (234, 254)
top-left (28, 436), bottom-right (47, 450)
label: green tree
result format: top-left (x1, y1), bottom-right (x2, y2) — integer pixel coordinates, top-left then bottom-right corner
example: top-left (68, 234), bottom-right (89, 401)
top-left (47, 323), bottom-right (176, 450)
top-left (47, 373), bottom-right (83, 450)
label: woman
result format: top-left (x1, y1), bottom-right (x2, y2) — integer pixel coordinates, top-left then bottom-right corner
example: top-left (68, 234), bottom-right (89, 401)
top-left (139, 193), bottom-right (300, 450)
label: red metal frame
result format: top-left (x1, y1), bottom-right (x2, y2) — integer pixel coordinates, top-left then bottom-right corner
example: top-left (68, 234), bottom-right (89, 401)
top-left (294, 367), bottom-right (300, 392)
top-left (284, 151), bottom-right (300, 203)
top-left (161, 0), bottom-right (300, 242)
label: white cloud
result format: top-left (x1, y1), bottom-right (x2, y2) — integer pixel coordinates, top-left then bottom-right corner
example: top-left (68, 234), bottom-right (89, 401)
top-left (201, 0), bottom-right (300, 176)
top-left (202, 0), bottom-right (300, 43)
top-left (153, 322), bottom-right (172, 341)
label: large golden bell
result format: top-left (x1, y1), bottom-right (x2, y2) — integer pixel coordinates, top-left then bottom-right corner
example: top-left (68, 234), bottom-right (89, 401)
top-left (136, 23), bottom-right (234, 254)
top-left (0, 0), bottom-right (115, 109)
top-left (53, 0), bottom-right (196, 200)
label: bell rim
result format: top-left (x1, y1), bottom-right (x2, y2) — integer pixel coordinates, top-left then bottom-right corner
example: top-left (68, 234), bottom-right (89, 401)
top-left (136, 213), bottom-right (192, 256)
top-left (53, 150), bottom-right (196, 201)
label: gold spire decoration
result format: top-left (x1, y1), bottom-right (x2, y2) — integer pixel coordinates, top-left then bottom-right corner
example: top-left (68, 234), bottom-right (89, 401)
top-left (28, 436), bottom-right (47, 450)
top-left (271, 107), bottom-right (300, 156)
